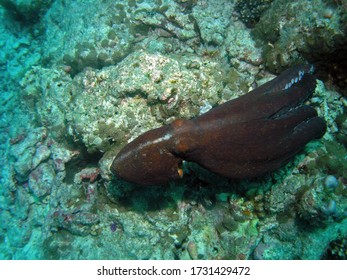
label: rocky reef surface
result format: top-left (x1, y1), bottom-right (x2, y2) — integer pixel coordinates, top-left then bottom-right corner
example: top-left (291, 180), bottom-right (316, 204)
top-left (0, 0), bottom-right (346, 259)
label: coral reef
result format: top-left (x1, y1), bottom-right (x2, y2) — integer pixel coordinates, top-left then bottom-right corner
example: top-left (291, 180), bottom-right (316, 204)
top-left (192, 0), bottom-right (234, 46)
top-left (42, 0), bottom-right (136, 75)
top-left (235, 0), bottom-right (273, 28)
top-left (0, 0), bottom-right (346, 260)
top-left (252, 0), bottom-right (347, 94)
top-left (0, 0), bottom-right (53, 22)
top-left (323, 237), bottom-right (347, 259)
top-left (41, 0), bottom-right (202, 75)
top-left (20, 66), bottom-right (73, 140)
top-left (66, 50), bottom-right (223, 153)
top-left (0, 7), bottom-right (41, 90)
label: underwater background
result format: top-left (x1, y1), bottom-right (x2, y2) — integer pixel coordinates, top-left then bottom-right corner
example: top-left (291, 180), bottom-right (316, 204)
top-left (0, 0), bottom-right (346, 260)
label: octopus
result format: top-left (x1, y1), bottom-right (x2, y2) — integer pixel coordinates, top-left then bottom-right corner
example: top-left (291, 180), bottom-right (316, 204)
top-left (111, 64), bottom-right (326, 185)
